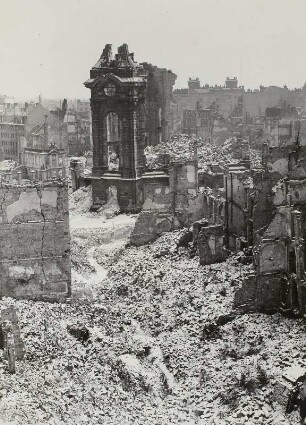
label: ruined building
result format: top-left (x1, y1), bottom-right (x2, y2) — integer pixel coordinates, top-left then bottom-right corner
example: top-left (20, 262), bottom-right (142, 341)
top-left (173, 76), bottom-right (244, 135)
top-left (129, 158), bottom-right (205, 246)
top-left (18, 115), bottom-right (66, 181)
top-left (84, 43), bottom-right (176, 212)
top-left (0, 122), bottom-right (25, 161)
top-left (66, 108), bottom-right (92, 156)
top-left (233, 121), bottom-right (306, 316)
top-left (173, 78), bottom-right (306, 149)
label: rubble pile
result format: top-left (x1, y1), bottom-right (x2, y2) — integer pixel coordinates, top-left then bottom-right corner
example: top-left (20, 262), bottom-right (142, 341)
top-left (69, 186), bottom-right (92, 215)
top-left (145, 134), bottom-right (262, 171)
top-left (70, 234), bottom-right (95, 276)
top-left (93, 239), bottom-right (126, 269)
top-left (75, 231), bottom-right (305, 423)
top-left (97, 186), bottom-right (120, 219)
top-left (69, 185), bottom-right (119, 219)
top-left (249, 148), bottom-right (263, 168)
top-left (145, 135), bottom-right (234, 170)
top-left (0, 219), bottom-right (304, 423)
top-left (0, 160), bottom-right (18, 171)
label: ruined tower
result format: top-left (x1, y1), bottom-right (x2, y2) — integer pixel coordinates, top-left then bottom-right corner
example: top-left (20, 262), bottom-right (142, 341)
top-left (84, 44), bottom-right (147, 212)
top-left (85, 43), bottom-right (177, 212)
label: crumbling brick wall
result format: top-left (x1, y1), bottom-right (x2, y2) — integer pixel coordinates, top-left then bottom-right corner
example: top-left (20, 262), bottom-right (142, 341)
top-left (0, 181), bottom-right (71, 301)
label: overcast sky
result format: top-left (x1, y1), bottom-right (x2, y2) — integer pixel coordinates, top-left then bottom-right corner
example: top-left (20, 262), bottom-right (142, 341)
top-left (1, 0), bottom-right (306, 101)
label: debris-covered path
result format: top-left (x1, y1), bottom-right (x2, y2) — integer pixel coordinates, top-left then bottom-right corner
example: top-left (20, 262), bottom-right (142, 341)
top-left (0, 213), bottom-right (304, 424)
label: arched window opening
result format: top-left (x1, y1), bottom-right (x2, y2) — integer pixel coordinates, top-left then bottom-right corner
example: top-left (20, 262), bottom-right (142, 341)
top-left (106, 112), bottom-right (120, 171)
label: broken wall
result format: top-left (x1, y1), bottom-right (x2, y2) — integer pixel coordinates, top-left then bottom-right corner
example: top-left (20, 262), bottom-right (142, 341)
top-left (0, 181), bottom-right (71, 301)
top-left (142, 173), bottom-right (172, 212)
top-left (233, 273), bottom-right (287, 313)
top-left (169, 161), bottom-right (204, 226)
top-left (235, 141), bottom-right (306, 315)
top-left (130, 161), bottom-right (205, 245)
top-left (202, 190), bottom-right (224, 225)
top-left (142, 64), bottom-right (177, 146)
top-left (198, 168), bottom-right (224, 189)
top-left (225, 168), bottom-right (253, 250)
top-left (129, 211), bottom-right (180, 247)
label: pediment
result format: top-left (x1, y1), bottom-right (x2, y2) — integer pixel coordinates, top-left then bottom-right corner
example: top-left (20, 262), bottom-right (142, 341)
top-left (84, 74), bottom-right (122, 89)
top-left (84, 73), bottom-right (145, 90)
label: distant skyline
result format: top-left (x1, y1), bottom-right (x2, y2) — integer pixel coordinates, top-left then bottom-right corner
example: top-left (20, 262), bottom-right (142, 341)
top-left (1, 0), bottom-right (306, 100)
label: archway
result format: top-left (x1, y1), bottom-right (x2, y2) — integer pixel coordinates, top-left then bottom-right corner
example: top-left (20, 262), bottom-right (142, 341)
top-left (106, 112), bottom-right (120, 171)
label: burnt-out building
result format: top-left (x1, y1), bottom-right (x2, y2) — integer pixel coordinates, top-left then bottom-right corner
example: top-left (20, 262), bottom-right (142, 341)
top-left (234, 121), bottom-right (306, 316)
top-left (84, 43), bottom-right (176, 212)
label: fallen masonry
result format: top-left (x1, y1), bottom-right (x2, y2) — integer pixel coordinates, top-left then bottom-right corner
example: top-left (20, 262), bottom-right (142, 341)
top-left (274, 365), bottom-right (306, 413)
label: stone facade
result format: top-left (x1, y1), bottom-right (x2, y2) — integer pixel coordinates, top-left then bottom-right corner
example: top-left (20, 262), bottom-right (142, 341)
top-left (85, 43), bottom-right (176, 212)
top-left (0, 180), bottom-right (71, 301)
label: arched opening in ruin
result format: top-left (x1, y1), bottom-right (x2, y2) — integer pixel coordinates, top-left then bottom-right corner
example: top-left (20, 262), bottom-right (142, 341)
top-left (106, 112), bottom-right (120, 171)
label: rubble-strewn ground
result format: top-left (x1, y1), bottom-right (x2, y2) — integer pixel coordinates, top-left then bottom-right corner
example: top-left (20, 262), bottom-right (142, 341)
top-left (0, 191), bottom-right (304, 424)
top-left (145, 135), bottom-right (262, 170)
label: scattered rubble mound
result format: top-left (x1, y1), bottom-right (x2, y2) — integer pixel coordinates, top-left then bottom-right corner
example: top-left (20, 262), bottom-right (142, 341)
top-left (93, 239), bottom-right (126, 269)
top-left (145, 134), bottom-right (262, 171)
top-left (69, 186), bottom-right (92, 214)
top-left (0, 226), bottom-right (304, 424)
top-left (250, 148), bottom-right (263, 168)
top-left (0, 160), bottom-right (18, 171)
top-left (97, 186), bottom-right (120, 219)
top-left (69, 185), bottom-right (119, 219)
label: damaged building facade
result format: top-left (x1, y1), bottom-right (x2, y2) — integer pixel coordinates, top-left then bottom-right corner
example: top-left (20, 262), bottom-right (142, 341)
top-left (234, 121), bottom-right (306, 316)
top-left (130, 123), bottom-right (306, 316)
top-left (174, 78), bottom-right (306, 150)
top-left (84, 43), bottom-right (306, 317)
top-left (85, 43), bottom-right (176, 212)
